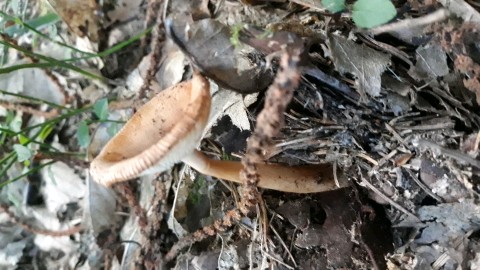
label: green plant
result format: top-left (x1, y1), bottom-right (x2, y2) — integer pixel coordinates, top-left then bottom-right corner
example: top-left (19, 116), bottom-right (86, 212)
top-left (75, 98), bottom-right (125, 149)
top-left (322, 0), bottom-right (397, 29)
top-left (187, 175), bottom-right (207, 205)
top-left (322, 0), bottom-right (345, 13)
top-left (230, 23), bottom-right (246, 47)
top-left (0, 9), bottom-right (146, 188)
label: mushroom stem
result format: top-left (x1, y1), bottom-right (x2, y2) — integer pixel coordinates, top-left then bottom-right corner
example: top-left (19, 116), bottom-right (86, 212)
top-left (182, 150), bottom-right (346, 193)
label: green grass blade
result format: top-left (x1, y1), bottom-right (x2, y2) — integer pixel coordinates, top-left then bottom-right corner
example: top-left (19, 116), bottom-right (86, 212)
top-left (64, 27), bottom-right (152, 62)
top-left (0, 89), bottom-right (69, 110)
top-left (1, 11), bottom-right (98, 57)
top-left (2, 12), bottom-right (59, 36)
top-left (0, 39), bottom-right (104, 80)
top-left (0, 62), bottom-right (56, 73)
top-left (0, 160), bottom-right (56, 188)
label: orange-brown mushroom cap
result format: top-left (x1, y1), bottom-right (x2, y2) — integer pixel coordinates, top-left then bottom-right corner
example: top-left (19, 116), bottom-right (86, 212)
top-left (90, 73), bottom-right (211, 186)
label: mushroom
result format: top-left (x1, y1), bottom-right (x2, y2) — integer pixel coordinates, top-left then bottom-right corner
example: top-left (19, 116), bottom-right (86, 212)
top-left (90, 73), bottom-right (348, 193)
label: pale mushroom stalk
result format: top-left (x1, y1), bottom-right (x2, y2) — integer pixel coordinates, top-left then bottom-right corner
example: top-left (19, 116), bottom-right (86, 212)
top-left (90, 73), bottom-right (347, 193)
top-left (182, 150), bottom-right (339, 193)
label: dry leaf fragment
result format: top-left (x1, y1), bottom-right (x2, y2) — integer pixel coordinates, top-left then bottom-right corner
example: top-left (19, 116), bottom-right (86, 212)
top-left (0, 59), bottom-right (66, 105)
top-left (394, 153), bottom-right (413, 166)
top-left (84, 175), bottom-right (117, 235)
top-left (208, 82), bottom-right (256, 131)
top-left (166, 17), bottom-right (274, 93)
top-left (47, 0), bottom-right (101, 42)
top-left (411, 44), bottom-right (449, 80)
top-left (437, 0), bottom-right (480, 23)
top-left (328, 34), bottom-right (391, 99)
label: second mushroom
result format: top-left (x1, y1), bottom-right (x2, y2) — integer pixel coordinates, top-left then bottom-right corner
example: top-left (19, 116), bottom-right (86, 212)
top-left (90, 73), bottom-right (347, 193)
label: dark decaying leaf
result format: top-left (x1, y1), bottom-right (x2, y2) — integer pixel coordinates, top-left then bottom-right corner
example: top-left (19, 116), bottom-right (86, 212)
top-left (165, 17), bottom-right (273, 93)
top-left (328, 34), bottom-right (391, 99)
top-left (209, 115), bottom-right (250, 154)
top-left (411, 200), bottom-right (480, 267)
top-left (410, 44), bottom-right (449, 80)
top-left (420, 159), bottom-right (470, 202)
top-left (387, 24), bottom-right (432, 46)
top-left (289, 189), bottom-right (392, 269)
top-left (276, 199), bottom-right (311, 229)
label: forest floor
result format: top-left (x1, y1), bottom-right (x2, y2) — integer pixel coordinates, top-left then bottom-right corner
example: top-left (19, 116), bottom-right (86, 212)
top-left (1, 0), bottom-right (480, 269)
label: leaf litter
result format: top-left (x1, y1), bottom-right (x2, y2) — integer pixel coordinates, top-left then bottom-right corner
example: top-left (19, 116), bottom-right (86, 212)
top-left (1, 0), bottom-right (480, 269)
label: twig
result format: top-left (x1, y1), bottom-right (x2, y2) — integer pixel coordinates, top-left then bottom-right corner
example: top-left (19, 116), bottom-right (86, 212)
top-left (269, 218), bottom-right (297, 266)
top-left (359, 175), bottom-right (420, 222)
top-left (116, 182), bottom-right (148, 231)
top-left (0, 101), bottom-right (58, 118)
top-left (356, 34), bottom-right (413, 67)
top-left (413, 139), bottom-right (480, 169)
top-left (138, 1), bottom-right (166, 101)
top-left (0, 204), bottom-right (82, 237)
top-left (404, 168), bottom-right (444, 203)
top-left (437, 0), bottom-right (480, 22)
top-left (368, 9), bottom-right (450, 35)
top-left (140, 0), bottom-right (162, 53)
top-left (239, 48), bottom-right (303, 214)
top-left (356, 153), bottom-right (379, 166)
top-left (34, 152), bottom-right (90, 168)
top-left (263, 251), bottom-right (295, 270)
top-left (385, 123), bottom-right (408, 147)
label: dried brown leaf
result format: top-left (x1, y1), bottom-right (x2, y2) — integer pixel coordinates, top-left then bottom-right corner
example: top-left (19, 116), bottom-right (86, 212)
top-left (411, 44), bottom-right (449, 80)
top-left (47, 0), bottom-right (101, 42)
top-left (167, 17), bottom-right (273, 93)
top-left (328, 34), bottom-right (391, 99)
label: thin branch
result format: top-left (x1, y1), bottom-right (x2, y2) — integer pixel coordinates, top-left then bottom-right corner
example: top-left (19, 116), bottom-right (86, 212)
top-left (0, 204), bottom-right (82, 237)
top-left (414, 139), bottom-right (480, 169)
top-left (138, 1), bottom-right (166, 101)
top-left (368, 9), bottom-right (450, 35)
top-left (0, 101), bottom-right (58, 118)
top-left (239, 48), bottom-right (303, 214)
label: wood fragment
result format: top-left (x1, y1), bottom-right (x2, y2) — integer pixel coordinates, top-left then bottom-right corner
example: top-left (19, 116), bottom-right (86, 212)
top-left (385, 123), bottom-right (408, 147)
top-left (437, 0), bottom-right (480, 22)
top-left (404, 168), bottom-right (444, 203)
top-left (0, 101), bottom-right (58, 118)
top-left (414, 139), bottom-right (480, 168)
top-left (138, 1), bottom-right (166, 101)
top-left (368, 9), bottom-right (450, 35)
top-left (0, 204), bottom-right (82, 237)
top-left (359, 175), bottom-right (420, 222)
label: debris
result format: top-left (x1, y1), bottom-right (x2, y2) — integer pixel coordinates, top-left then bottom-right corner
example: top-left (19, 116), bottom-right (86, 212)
top-left (166, 17), bottom-right (274, 93)
top-left (411, 44), bottom-right (449, 80)
top-left (47, 0), bottom-right (101, 42)
top-left (328, 34), bottom-right (391, 99)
